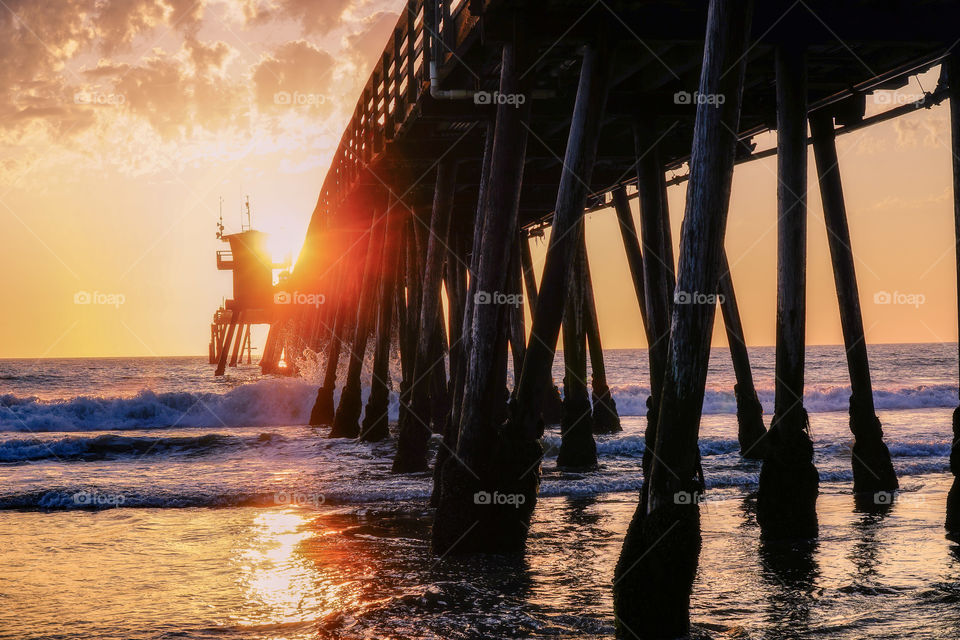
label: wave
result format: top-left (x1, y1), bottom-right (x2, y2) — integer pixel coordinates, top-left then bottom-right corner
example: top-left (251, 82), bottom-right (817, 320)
top-left (0, 380), bottom-right (320, 432)
top-left (2, 376), bottom-right (955, 433)
top-left (0, 379), bottom-right (405, 432)
top-left (0, 432), bottom-right (284, 463)
top-left (608, 383), bottom-right (960, 417)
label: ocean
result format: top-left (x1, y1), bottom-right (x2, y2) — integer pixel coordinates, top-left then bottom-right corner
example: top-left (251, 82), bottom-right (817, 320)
top-left (1, 344), bottom-right (959, 639)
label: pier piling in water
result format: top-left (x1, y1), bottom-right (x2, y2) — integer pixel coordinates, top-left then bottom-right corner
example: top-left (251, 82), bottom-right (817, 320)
top-left (809, 110), bottom-right (898, 496)
top-left (558, 233), bottom-right (598, 468)
top-left (757, 42), bottom-right (819, 542)
top-left (947, 53), bottom-right (960, 538)
top-left (718, 252), bottom-right (768, 459)
top-left (332, 200), bottom-right (388, 438)
top-left (583, 242), bottom-right (622, 434)
top-left (433, 38), bottom-right (535, 555)
top-left (614, 1), bottom-right (753, 635)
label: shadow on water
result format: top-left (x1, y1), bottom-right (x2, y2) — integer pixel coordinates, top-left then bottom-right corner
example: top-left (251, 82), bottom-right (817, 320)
top-left (758, 537), bottom-right (821, 638)
top-left (847, 502), bottom-right (892, 589)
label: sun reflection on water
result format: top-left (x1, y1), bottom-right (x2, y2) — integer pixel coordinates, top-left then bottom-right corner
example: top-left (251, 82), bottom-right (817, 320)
top-left (232, 509), bottom-right (359, 628)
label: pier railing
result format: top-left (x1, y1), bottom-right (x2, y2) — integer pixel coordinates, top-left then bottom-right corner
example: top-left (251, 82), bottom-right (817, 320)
top-left (314, 0), bottom-right (478, 218)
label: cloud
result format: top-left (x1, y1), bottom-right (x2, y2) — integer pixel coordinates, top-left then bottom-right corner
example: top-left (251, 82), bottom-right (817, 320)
top-left (269, 0), bottom-right (353, 34)
top-left (344, 10), bottom-right (400, 69)
top-left (251, 40), bottom-right (336, 113)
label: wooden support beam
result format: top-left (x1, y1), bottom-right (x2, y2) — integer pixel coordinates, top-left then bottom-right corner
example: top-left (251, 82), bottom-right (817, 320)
top-left (428, 302), bottom-right (451, 435)
top-left (508, 234), bottom-right (527, 378)
top-left (450, 124), bottom-right (494, 434)
top-left (310, 241), bottom-right (361, 425)
top-left (228, 312), bottom-right (244, 367)
top-left (431, 214), bottom-right (473, 506)
top-left (362, 205), bottom-right (406, 443)
top-left (810, 111), bottom-right (898, 495)
top-left (393, 160), bottom-right (457, 471)
top-left (717, 252), bottom-right (767, 458)
top-left (215, 313), bottom-right (238, 377)
top-left (613, 1), bottom-right (753, 636)
top-left (947, 54), bottom-right (960, 537)
top-left (757, 42), bottom-right (820, 541)
top-left (332, 203), bottom-right (388, 438)
top-left (432, 38), bottom-right (535, 555)
top-left (395, 218), bottom-right (423, 433)
top-left (557, 232), bottom-right (597, 468)
top-left (634, 126), bottom-right (677, 497)
top-left (260, 322), bottom-right (280, 373)
top-left (520, 231), bottom-right (539, 312)
top-left (512, 38), bottom-right (615, 444)
top-left (583, 242), bottom-right (621, 434)
top-left (612, 186), bottom-right (649, 334)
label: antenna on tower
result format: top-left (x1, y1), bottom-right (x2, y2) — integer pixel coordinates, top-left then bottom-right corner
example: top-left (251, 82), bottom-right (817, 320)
top-left (216, 196), bottom-right (224, 239)
top-left (242, 195), bottom-right (252, 231)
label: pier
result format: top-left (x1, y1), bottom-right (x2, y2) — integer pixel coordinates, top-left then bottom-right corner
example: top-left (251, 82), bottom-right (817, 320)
top-left (257, 1), bottom-right (960, 636)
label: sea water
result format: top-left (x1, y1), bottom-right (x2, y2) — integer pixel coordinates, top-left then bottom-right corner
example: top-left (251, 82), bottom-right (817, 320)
top-left (1, 345), bottom-right (959, 639)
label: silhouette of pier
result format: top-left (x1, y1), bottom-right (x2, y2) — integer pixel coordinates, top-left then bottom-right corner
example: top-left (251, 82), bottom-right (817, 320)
top-left (256, 1), bottom-right (960, 636)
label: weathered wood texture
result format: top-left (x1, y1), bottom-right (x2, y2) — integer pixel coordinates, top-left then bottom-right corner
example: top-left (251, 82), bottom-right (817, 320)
top-left (332, 203), bottom-right (389, 438)
top-left (433, 40), bottom-right (535, 555)
top-left (614, 1), bottom-right (753, 637)
top-left (810, 111), bottom-right (898, 494)
top-left (557, 232), bottom-right (597, 468)
top-left (717, 252), bottom-right (767, 459)
top-left (582, 244), bottom-right (621, 434)
top-left (946, 53), bottom-right (960, 536)
top-left (757, 43), bottom-right (820, 541)
top-left (393, 160), bottom-right (457, 470)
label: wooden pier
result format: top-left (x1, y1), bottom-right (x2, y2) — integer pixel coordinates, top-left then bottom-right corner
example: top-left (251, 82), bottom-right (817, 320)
top-left (262, 1), bottom-right (960, 636)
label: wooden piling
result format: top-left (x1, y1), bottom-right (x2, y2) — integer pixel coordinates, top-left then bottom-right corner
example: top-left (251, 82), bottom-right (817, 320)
top-left (229, 313), bottom-right (244, 367)
top-left (360, 212), bottom-right (403, 442)
top-left (613, 1), bottom-right (753, 636)
top-left (432, 38), bottom-right (535, 555)
top-left (331, 203), bottom-right (388, 438)
top-left (717, 252), bottom-right (767, 459)
top-left (583, 243), bottom-right (622, 434)
top-left (431, 212), bottom-right (474, 506)
top-left (215, 312), bottom-right (238, 376)
top-left (519, 230), bottom-right (564, 426)
top-left (557, 231), bottom-right (598, 468)
top-left (945, 53), bottom-right (960, 537)
top-left (634, 126), bottom-right (677, 495)
top-left (756, 43), bottom-right (820, 541)
top-left (393, 160), bottom-right (457, 471)
top-left (612, 186), bottom-right (649, 333)
top-left (310, 242), bottom-right (361, 426)
top-left (511, 37), bottom-right (614, 445)
top-left (810, 110), bottom-right (898, 495)
top-left (508, 234), bottom-right (527, 378)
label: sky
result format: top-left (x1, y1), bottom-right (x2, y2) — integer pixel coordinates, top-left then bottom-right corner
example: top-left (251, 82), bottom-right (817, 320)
top-left (0, 0), bottom-right (956, 358)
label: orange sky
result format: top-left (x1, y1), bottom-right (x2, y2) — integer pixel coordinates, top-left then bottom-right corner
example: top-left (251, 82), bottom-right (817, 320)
top-left (0, 1), bottom-right (956, 357)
